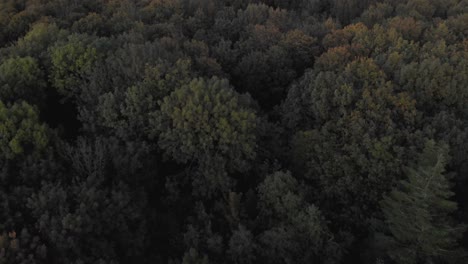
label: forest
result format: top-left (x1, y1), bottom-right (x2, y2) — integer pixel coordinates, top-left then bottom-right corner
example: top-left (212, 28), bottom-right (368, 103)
top-left (0, 0), bottom-right (467, 263)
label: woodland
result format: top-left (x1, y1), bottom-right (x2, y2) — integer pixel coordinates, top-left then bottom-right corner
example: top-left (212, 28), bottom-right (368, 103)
top-left (0, 0), bottom-right (467, 263)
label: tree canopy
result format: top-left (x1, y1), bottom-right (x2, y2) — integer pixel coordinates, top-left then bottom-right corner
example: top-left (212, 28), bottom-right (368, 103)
top-left (0, 0), bottom-right (466, 263)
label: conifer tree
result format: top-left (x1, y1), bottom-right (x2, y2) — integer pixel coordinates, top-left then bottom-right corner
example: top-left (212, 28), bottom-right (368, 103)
top-left (380, 140), bottom-right (466, 264)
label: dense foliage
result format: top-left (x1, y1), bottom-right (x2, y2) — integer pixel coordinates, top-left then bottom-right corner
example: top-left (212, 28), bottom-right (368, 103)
top-left (0, 0), bottom-right (467, 263)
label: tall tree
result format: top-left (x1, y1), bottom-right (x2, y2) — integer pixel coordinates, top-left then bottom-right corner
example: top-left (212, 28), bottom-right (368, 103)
top-left (380, 140), bottom-right (466, 264)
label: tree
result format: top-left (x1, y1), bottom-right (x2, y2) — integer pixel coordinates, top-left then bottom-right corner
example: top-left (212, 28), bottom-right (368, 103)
top-left (227, 225), bottom-right (255, 264)
top-left (71, 12), bottom-right (108, 36)
top-left (27, 137), bottom-right (150, 263)
top-left (182, 247), bottom-right (210, 264)
top-left (380, 140), bottom-right (466, 264)
top-left (153, 77), bottom-right (257, 172)
top-left (50, 35), bottom-right (98, 98)
top-left (0, 229), bottom-right (47, 264)
top-left (14, 21), bottom-right (66, 61)
top-left (0, 100), bottom-right (54, 264)
top-left (0, 0), bottom-right (467, 262)
top-left (0, 56), bottom-right (46, 106)
top-left (256, 171), bottom-right (341, 264)
top-left (0, 101), bottom-right (49, 160)
top-left (330, 0), bottom-right (376, 24)
top-left (279, 29), bottom-right (318, 72)
top-left (97, 59), bottom-right (194, 140)
top-left (0, 6), bottom-right (36, 45)
top-left (359, 2), bottom-right (393, 27)
top-left (284, 58), bottom-right (418, 234)
top-left (388, 16), bottom-right (423, 41)
top-left (395, 0), bottom-right (436, 20)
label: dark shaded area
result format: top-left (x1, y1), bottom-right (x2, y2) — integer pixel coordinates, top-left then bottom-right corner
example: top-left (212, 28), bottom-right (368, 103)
top-left (41, 89), bottom-right (81, 140)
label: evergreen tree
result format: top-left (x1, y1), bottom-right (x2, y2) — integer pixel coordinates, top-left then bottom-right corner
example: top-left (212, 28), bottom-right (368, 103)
top-left (380, 140), bottom-right (466, 264)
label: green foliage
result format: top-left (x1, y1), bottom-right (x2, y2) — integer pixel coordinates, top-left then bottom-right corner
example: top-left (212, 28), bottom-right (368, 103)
top-left (15, 22), bottom-right (66, 60)
top-left (72, 12), bottom-right (107, 35)
top-left (285, 58), bottom-right (418, 232)
top-left (227, 225), bottom-right (255, 264)
top-left (26, 137), bottom-right (149, 263)
top-left (50, 35), bottom-right (98, 98)
top-left (359, 3), bottom-right (394, 27)
top-left (0, 101), bottom-right (48, 160)
top-left (97, 59), bottom-right (194, 139)
top-left (380, 140), bottom-right (466, 264)
top-left (182, 248), bottom-right (210, 264)
top-left (154, 77), bottom-right (257, 170)
top-left (257, 171), bottom-right (341, 264)
top-left (0, 56), bottom-right (46, 105)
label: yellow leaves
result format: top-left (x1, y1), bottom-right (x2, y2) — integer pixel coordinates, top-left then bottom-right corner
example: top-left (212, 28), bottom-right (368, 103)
top-left (283, 29), bottom-right (316, 45)
top-left (344, 22), bottom-right (369, 38)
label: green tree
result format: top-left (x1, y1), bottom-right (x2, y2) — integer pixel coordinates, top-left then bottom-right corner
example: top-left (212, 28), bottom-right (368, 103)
top-left (71, 12), bottom-right (107, 36)
top-left (284, 58), bottom-right (418, 234)
top-left (27, 137), bottom-right (150, 264)
top-left (14, 21), bottom-right (66, 61)
top-left (359, 2), bottom-right (393, 27)
top-left (182, 248), bottom-right (210, 264)
top-left (380, 140), bottom-right (466, 264)
top-left (0, 56), bottom-right (46, 105)
top-left (227, 224), bottom-right (255, 264)
top-left (153, 77), bottom-right (257, 172)
top-left (97, 59), bottom-right (194, 140)
top-left (0, 101), bottom-right (49, 160)
top-left (257, 171), bottom-right (341, 264)
top-left (50, 35), bottom-right (98, 98)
